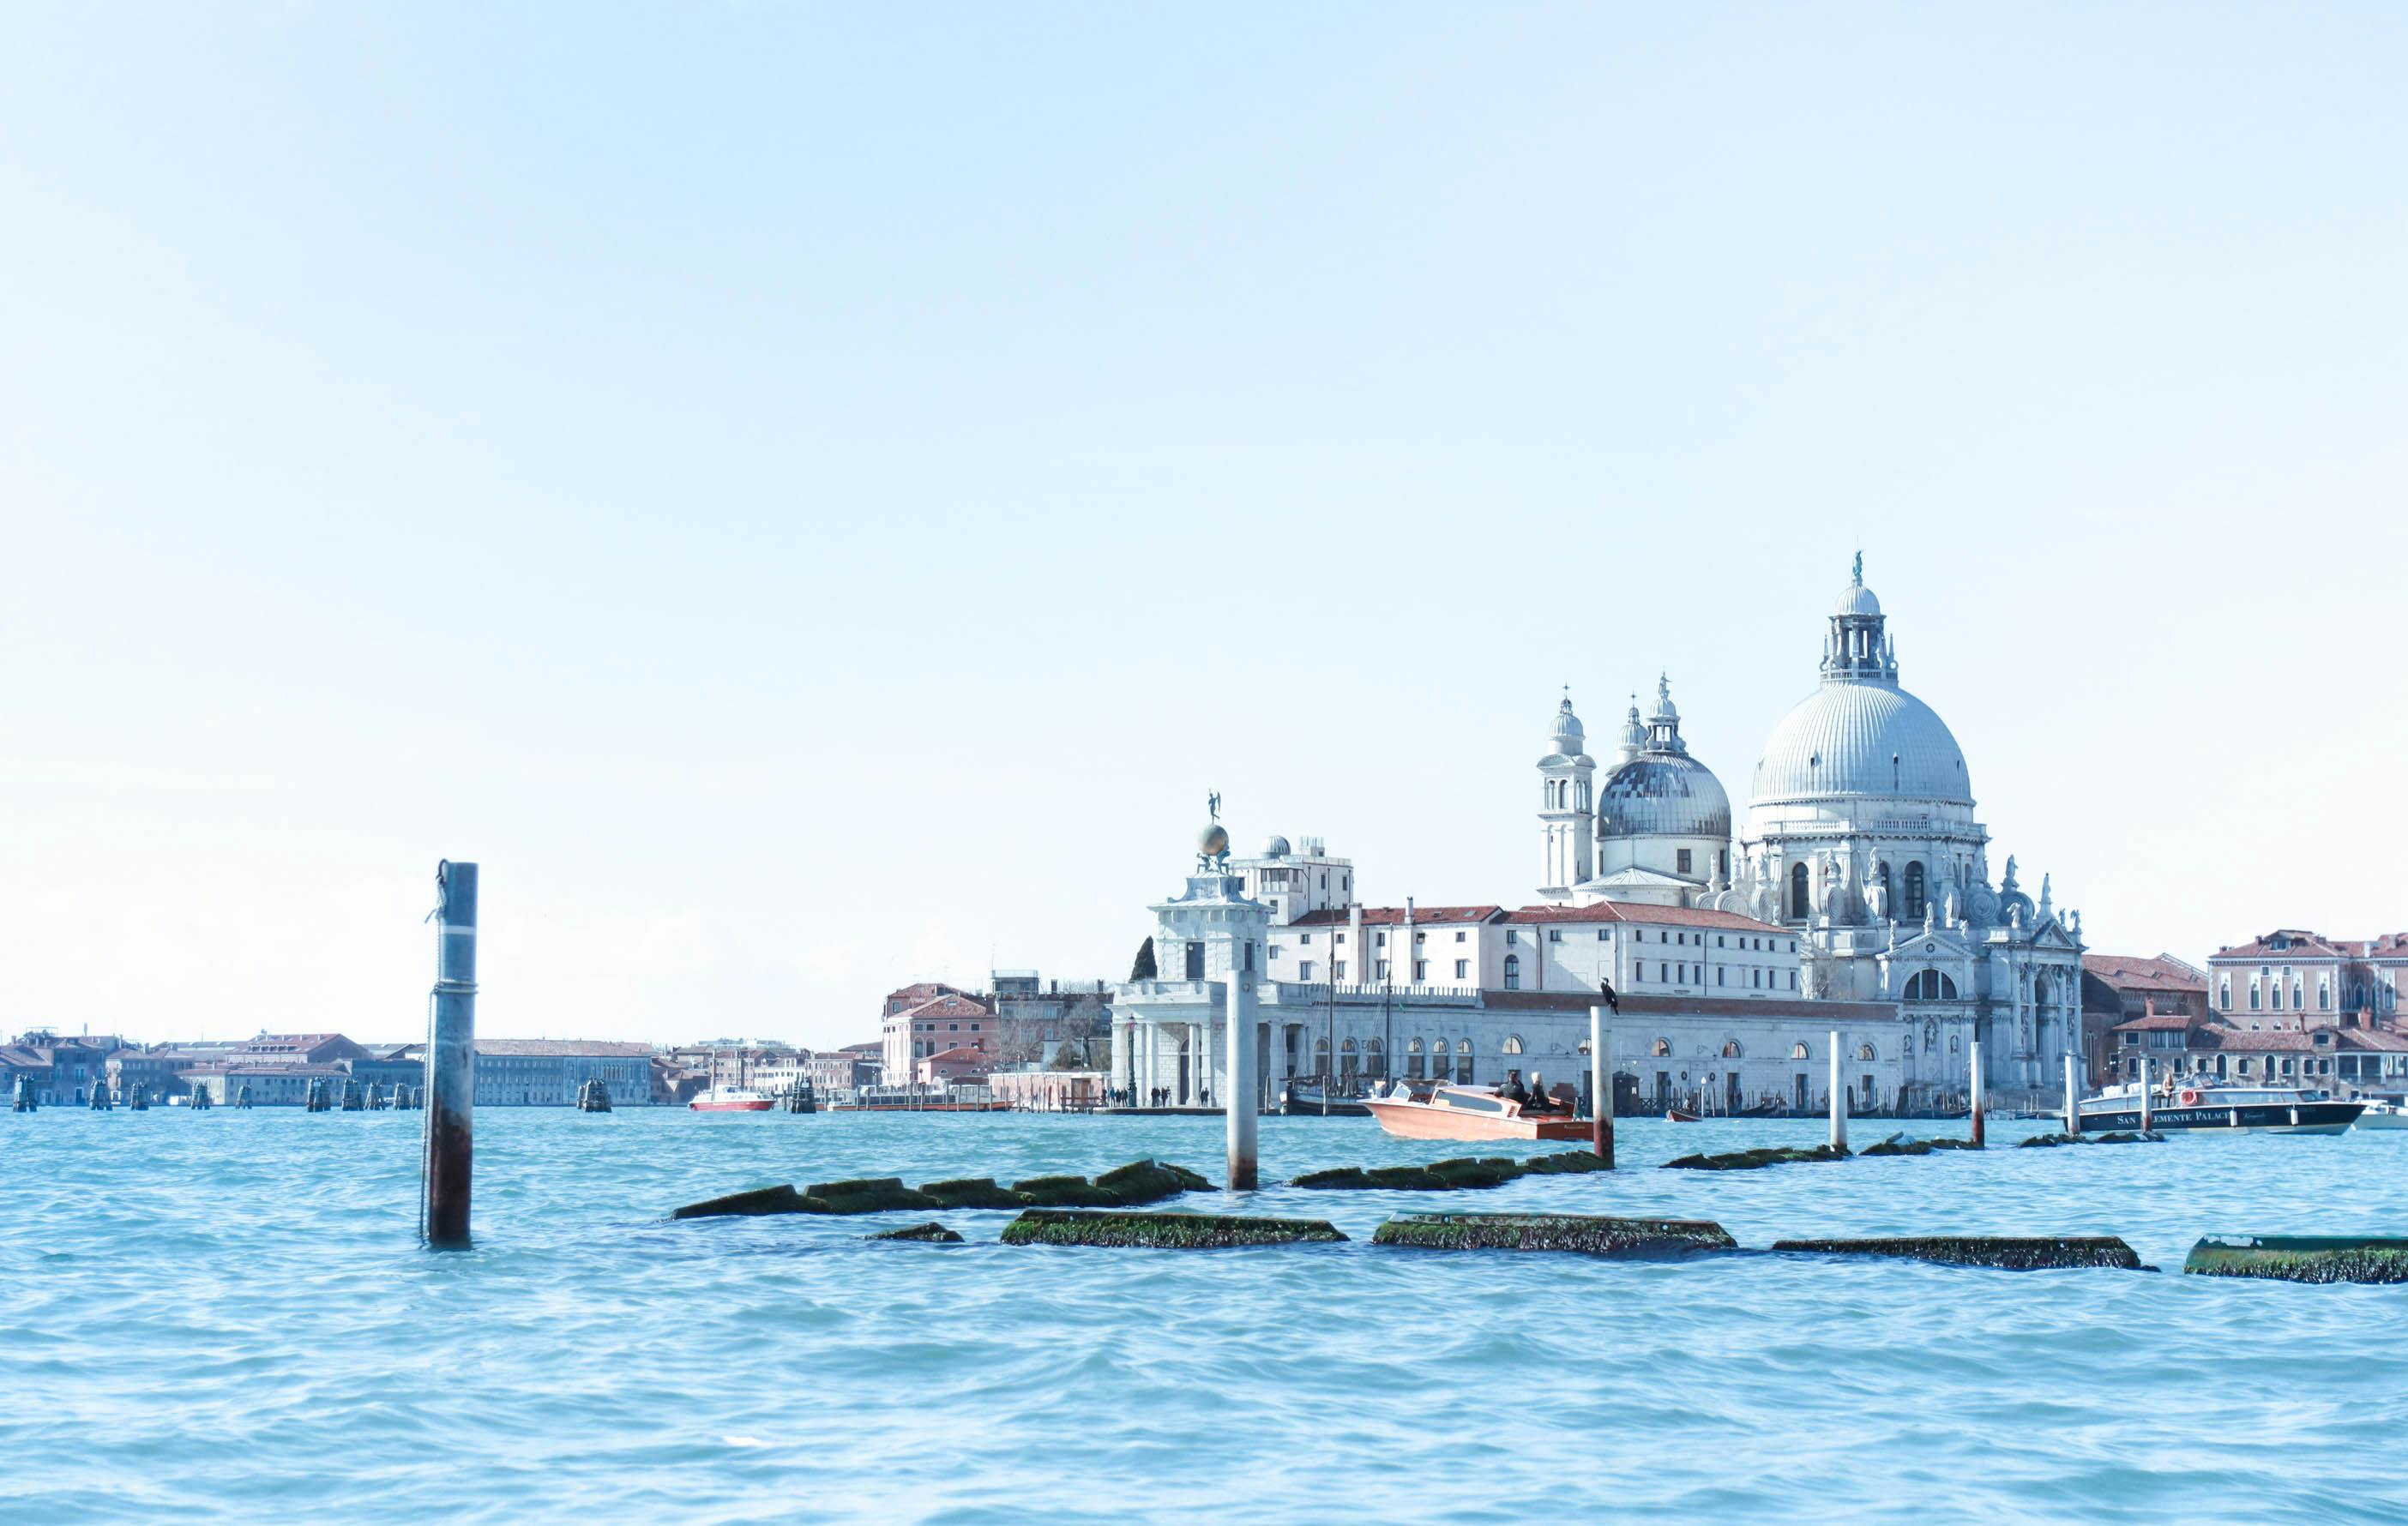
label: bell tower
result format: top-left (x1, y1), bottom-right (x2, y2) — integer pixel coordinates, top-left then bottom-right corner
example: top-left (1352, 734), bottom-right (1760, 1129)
top-left (1537, 690), bottom-right (1595, 900)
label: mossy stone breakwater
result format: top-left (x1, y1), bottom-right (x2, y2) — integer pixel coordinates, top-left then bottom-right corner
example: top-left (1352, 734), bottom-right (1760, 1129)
top-left (1664, 1143), bottom-right (1851, 1172)
top-left (2016, 1131), bottom-right (2164, 1148)
top-left (1291, 1151), bottom-right (1610, 1192)
top-left (867, 1222), bottom-right (964, 1244)
top-left (1372, 1212), bottom-right (1737, 1258)
top-left (1767, 1235), bottom-right (2148, 1271)
top-left (671, 1158), bottom-right (1208, 1220)
top-left (999, 1209), bottom-right (1345, 1249)
top-left (2182, 1235), bottom-right (2408, 1284)
top-left (1859, 1133), bottom-right (1984, 1157)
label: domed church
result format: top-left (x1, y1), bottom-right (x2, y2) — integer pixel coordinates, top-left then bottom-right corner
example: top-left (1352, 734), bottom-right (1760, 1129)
top-left (1537, 556), bottom-right (2088, 1091)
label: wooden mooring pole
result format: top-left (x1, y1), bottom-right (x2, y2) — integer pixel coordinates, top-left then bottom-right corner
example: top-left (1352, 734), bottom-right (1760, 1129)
top-left (1827, 1030), bottom-right (1847, 1152)
top-left (1969, 1039), bottom-right (1986, 1148)
top-left (422, 860), bottom-right (479, 1250)
top-left (2064, 1053), bottom-right (2080, 1136)
top-left (1588, 1003), bottom-right (1614, 1166)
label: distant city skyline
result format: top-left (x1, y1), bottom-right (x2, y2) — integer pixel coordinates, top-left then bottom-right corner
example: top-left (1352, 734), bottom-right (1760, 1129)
top-left (3, 5), bottom-right (2404, 1047)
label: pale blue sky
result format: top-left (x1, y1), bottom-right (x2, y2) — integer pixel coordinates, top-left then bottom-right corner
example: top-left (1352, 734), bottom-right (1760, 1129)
top-left (3, 5), bottom-right (2404, 1046)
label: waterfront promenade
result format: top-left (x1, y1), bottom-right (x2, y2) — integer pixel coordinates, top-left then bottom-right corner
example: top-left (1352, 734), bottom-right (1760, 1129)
top-left (6, 1107), bottom-right (2404, 1522)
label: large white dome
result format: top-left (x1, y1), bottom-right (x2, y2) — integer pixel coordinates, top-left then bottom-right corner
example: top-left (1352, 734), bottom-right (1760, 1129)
top-left (1752, 682), bottom-right (1971, 805)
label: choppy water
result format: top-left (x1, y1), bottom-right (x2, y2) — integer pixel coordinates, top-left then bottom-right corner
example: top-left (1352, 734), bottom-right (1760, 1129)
top-left (5, 1108), bottom-right (2405, 1523)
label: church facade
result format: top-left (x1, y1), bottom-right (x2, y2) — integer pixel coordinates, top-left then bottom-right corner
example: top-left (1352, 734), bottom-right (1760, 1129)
top-left (1111, 557), bottom-right (2086, 1111)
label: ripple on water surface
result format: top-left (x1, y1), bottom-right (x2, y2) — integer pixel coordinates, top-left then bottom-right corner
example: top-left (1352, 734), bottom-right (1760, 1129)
top-left (5, 1110), bottom-right (2406, 1523)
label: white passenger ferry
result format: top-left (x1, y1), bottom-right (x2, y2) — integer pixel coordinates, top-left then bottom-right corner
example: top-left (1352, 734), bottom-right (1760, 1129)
top-left (2079, 1080), bottom-right (2362, 1135)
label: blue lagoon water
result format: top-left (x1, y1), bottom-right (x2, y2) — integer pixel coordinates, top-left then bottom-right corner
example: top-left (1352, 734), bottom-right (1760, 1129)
top-left (6, 1108), bottom-right (2405, 1523)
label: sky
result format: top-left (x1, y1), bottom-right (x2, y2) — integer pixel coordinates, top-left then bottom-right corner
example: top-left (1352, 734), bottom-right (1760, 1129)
top-left (3, 4), bottom-right (2405, 1048)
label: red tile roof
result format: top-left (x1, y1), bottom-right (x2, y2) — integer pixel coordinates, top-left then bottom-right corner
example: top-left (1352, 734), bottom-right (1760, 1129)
top-left (898, 994), bottom-right (992, 1022)
top-left (1507, 902), bottom-right (1791, 935)
top-left (2211, 931), bottom-right (2352, 963)
top-left (2082, 954), bottom-right (2206, 993)
top-left (882, 982), bottom-right (971, 1015)
top-left (1288, 906), bottom-right (1506, 928)
top-left (2109, 1012), bottom-right (2200, 1033)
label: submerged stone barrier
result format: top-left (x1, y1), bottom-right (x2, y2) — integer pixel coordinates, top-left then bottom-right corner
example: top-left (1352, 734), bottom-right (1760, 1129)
top-left (1373, 1212), bottom-right (1736, 1258)
top-left (999, 1209), bottom-right (1345, 1249)
top-left (1664, 1144), bottom-right (1851, 1172)
top-left (672, 1158), bottom-right (1207, 1220)
top-left (1859, 1133), bottom-right (1984, 1157)
top-left (2182, 1235), bottom-right (2408, 1284)
top-left (2015, 1131), bottom-right (2164, 1149)
top-left (1292, 1151), bottom-right (1610, 1192)
top-left (867, 1222), bottom-right (964, 1244)
top-left (1767, 1235), bottom-right (2148, 1271)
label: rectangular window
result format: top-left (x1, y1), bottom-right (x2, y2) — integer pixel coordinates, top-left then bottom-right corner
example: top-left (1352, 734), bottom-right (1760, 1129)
top-left (1550, 929), bottom-right (1562, 942)
top-left (1677, 849), bottom-right (1693, 874)
top-left (1415, 931), bottom-right (1426, 944)
top-left (1454, 959), bottom-right (1468, 979)
top-left (1717, 935), bottom-right (1725, 947)
top-left (1659, 963), bottom-right (1668, 981)
top-left (1268, 944), bottom-right (1282, 960)
top-left (1376, 932), bottom-right (1388, 947)
top-left (1790, 970), bottom-right (1798, 989)
top-left (1336, 933), bottom-right (1346, 945)
top-left (1376, 960), bottom-right (1390, 980)
top-left (1335, 961), bottom-right (1346, 980)
top-left (1455, 930), bottom-right (1466, 942)
top-left (1414, 960), bottom-right (1428, 981)
top-left (1507, 929), bottom-right (1520, 945)
top-left (1598, 929), bottom-right (1609, 940)
top-left (1718, 968), bottom-right (1726, 987)
top-left (1299, 933), bottom-right (1312, 946)
top-left (1299, 960), bottom-right (1315, 982)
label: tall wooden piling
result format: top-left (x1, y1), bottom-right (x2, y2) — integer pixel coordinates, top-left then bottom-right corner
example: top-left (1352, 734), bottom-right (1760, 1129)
top-left (1827, 1030), bottom-right (1847, 1152)
top-left (422, 860), bottom-right (479, 1250)
top-left (2138, 1055), bottom-right (2152, 1133)
top-left (1588, 1003), bottom-right (1613, 1166)
top-left (1969, 1039), bottom-right (1986, 1148)
top-left (1225, 959), bottom-right (1258, 1190)
top-left (2063, 1053), bottom-right (2080, 1135)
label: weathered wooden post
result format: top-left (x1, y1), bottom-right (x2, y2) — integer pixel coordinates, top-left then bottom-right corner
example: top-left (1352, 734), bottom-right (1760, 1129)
top-left (1225, 965), bottom-right (1258, 1190)
top-left (1588, 1003), bottom-right (1614, 1166)
top-left (422, 860), bottom-right (479, 1250)
top-left (1969, 1039), bottom-right (1986, 1148)
top-left (2064, 1053), bottom-right (2080, 1136)
top-left (2138, 1055), bottom-right (2152, 1133)
top-left (1827, 1030), bottom-right (1847, 1152)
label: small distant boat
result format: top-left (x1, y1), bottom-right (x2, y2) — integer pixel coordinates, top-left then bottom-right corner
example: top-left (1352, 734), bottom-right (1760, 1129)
top-left (2351, 1100), bottom-right (2408, 1131)
top-left (688, 1088), bottom-right (775, 1113)
top-left (1364, 1083), bottom-right (1588, 1142)
top-left (2079, 1081), bottom-right (2362, 1135)
top-left (1666, 1107), bottom-right (1702, 1122)
top-left (1279, 1081), bottom-right (1371, 1118)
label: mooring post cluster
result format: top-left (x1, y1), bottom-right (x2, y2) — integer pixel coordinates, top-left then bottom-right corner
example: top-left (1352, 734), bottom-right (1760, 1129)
top-left (422, 860), bottom-right (479, 1251)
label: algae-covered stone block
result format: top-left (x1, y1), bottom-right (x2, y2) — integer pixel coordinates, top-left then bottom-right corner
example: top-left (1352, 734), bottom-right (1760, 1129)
top-left (2182, 1235), bottom-right (2408, 1284)
top-left (1290, 1166), bottom-right (1374, 1190)
top-left (804, 1177), bottom-right (942, 1215)
top-left (1426, 1157), bottom-right (1526, 1189)
top-left (999, 1209), bottom-right (1346, 1248)
top-left (671, 1184), bottom-right (819, 1220)
top-left (1094, 1158), bottom-right (1211, 1205)
top-left (868, 1221), bottom-right (965, 1243)
top-left (1768, 1235), bottom-right (2146, 1271)
top-left (919, 1177), bottom-right (1026, 1210)
top-left (1362, 1165), bottom-right (1448, 1190)
top-left (1664, 1144), bottom-right (1849, 1172)
top-left (1373, 1212), bottom-right (1735, 1258)
top-left (1520, 1151), bottom-right (1612, 1175)
top-left (1010, 1175), bottom-right (1122, 1207)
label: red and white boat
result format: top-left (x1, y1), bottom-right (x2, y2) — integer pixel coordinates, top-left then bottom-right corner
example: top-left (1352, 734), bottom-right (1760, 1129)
top-left (688, 1088), bottom-right (775, 1113)
top-left (1364, 1084), bottom-right (1590, 1143)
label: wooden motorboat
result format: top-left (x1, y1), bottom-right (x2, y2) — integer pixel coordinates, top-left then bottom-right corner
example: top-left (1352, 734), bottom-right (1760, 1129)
top-left (1666, 1107), bottom-right (1701, 1123)
top-left (1279, 1080), bottom-right (1372, 1118)
top-left (1364, 1084), bottom-right (1589, 1142)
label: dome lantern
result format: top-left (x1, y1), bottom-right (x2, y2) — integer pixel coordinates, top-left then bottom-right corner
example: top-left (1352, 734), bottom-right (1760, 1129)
top-left (1822, 550), bottom-right (1899, 684)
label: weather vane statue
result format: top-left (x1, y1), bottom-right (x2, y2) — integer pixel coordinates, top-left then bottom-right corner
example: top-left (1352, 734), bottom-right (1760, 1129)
top-left (1197, 791), bottom-right (1231, 873)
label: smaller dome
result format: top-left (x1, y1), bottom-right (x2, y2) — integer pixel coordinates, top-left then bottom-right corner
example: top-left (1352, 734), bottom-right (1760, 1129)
top-left (1260, 835), bottom-right (1291, 859)
top-left (1835, 554), bottom-right (1881, 616)
top-left (1549, 694), bottom-right (1585, 746)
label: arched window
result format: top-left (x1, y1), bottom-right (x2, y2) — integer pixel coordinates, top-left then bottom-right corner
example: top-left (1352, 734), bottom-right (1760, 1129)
top-left (1904, 970), bottom-right (1960, 1001)
top-left (1364, 1038), bottom-right (1384, 1078)
top-left (1789, 862), bottom-right (1810, 919)
top-left (1875, 861), bottom-right (1893, 911)
top-left (2219, 979), bottom-right (2230, 1011)
top-left (1791, 1042), bottom-right (1809, 1060)
top-left (1502, 953), bottom-right (1521, 990)
top-left (1502, 1035), bottom-right (1525, 1055)
top-left (1901, 861), bottom-right (1927, 921)
top-left (1720, 1040), bottom-right (1743, 1059)
top-left (1405, 1036), bottom-right (1424, 1079)
top-left (1650, 1037), bottom-right (1671, 1057)
top-left (1857, 1043), bottom-right (1876, 1062)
